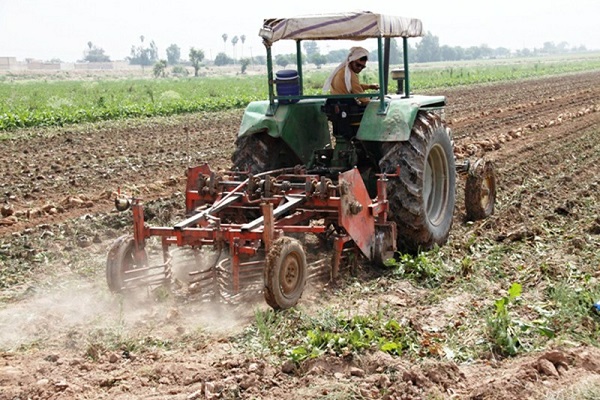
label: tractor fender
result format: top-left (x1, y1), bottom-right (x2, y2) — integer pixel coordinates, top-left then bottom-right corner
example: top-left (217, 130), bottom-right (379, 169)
top-left (357, 95), bottom-right (446, 142)
top-left (237, 100), bottom-right (331, 164)
top-left (238, 101), bottom-right (278, 138)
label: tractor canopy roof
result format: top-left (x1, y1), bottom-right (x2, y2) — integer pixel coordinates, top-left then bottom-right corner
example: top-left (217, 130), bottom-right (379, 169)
top-left (259, 11), bottom-right (424, 45)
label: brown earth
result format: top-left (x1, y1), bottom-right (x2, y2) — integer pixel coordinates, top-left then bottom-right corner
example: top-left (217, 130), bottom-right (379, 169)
top-left (1, 70), bottom-right (600, 399)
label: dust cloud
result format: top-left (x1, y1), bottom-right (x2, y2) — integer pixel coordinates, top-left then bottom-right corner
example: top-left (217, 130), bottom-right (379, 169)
top-left (0, 281), bottom-right (119, 350)
top-left (0, 276), bottom-right (258, 351)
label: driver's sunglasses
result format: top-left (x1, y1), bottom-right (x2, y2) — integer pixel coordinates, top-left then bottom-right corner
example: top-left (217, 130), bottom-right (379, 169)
top-left (353, 60), bottom-right (367, 69)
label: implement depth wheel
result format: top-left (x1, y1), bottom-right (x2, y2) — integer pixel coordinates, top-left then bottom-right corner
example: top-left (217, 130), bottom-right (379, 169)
top-left (465, 159), bottom-right (496, 221)
top-left (379, 112), bottom-right (456, 253)
top-left (106, 235), bottom-right (148, 293)
top-left (264, 237), bottom-right (307, 310)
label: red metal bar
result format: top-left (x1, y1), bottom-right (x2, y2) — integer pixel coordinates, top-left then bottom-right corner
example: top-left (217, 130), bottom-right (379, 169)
top-left (375, 176), bottom-right (388, 222)
top-left (373, 167), bottom-right (399, 222)
top-left (132, 201), bottom-right (146, 245)
top-left (273, 225), bottom-right (327, 234)
top-left (131, 200), bottom-right (149, 266)
top-left (332, 235), bottom-right (353, 280)
top-left (232, 238), bottom-right (240, 294)
top-left (261, 202), bottom-right (274, 253)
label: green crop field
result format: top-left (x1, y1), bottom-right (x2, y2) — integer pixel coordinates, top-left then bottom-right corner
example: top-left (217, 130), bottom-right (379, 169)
top-left (0, 77), bottom-right (264, 131)
top-left (1, 53), bottom-right (599, 131)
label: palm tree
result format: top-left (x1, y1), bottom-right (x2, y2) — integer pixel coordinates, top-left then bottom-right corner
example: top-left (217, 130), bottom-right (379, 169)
top-left (222, 34), bottom-right (228, 54)
top-left (231, 36), bottom-right (239, 61)
top-left (139, 35), bottom-right (146, 71)
top-left (240, 35), bottom-right (246, 58)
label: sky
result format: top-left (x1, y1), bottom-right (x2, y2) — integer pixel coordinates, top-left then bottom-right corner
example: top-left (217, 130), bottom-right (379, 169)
top-left (1, 0), bottom-right (599, 63)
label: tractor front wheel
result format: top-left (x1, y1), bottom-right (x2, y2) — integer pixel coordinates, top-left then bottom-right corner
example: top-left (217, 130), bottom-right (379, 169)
top-left (379, 112), bottom-right (456, 253)
top-left (465, 159), bottom-right (496, 221)
top-left (263, 237), bottom-right (307, 310)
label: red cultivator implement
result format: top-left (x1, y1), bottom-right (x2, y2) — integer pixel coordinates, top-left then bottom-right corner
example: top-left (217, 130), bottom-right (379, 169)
top-left (107, 164), bottom-right (398, 309)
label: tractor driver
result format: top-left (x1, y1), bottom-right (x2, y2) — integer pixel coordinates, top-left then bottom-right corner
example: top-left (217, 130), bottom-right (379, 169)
top-left (322, 46), bottom-right (379, 106)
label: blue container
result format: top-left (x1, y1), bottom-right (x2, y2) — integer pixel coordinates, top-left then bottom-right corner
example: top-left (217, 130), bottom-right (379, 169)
top-left (275, 70), bottom-right (299, 104)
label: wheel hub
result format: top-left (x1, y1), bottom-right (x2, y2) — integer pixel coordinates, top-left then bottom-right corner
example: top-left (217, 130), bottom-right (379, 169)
top-left (424, 143), bottom-right (450, 226)
top-left (280, 254), bottom-right (300, 295)
top-left (480, 176), bottom-right (493, 208)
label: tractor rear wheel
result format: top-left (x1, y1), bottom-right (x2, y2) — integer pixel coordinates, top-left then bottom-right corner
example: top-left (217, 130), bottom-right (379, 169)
top-left (231, 132), bottom-right (300, 174)
top-left (264, 237), bottom-right (307, 310)
top-left (379, 112), bottom-right (456, 253)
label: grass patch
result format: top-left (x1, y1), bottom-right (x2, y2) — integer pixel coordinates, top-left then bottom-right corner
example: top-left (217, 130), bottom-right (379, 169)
top-left (485, 283), bottom-right (555, 357)
top-left (240, 302), bottom-right (447, 365)
top-left (384, 247), bottom-right (446, 288)
top-left (546, 281), bottom-right (600, 344)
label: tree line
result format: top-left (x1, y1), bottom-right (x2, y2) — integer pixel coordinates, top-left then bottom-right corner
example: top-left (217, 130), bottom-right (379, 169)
top-left (81, 31), bottom-right (591, 78)
top-left (294, 32), bottom-right (590, 67)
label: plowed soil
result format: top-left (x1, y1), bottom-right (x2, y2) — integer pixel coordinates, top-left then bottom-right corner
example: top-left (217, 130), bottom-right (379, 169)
top-left (1, 70), bottom-right (600, 399)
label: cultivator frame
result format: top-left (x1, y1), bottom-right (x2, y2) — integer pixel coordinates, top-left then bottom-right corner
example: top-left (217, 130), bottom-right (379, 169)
top-left (107, 163), bottom-right (399, 309)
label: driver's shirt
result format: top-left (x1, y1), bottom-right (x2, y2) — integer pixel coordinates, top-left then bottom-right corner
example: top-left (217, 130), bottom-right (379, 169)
top-left (329, 67), bottom-right (370, 105)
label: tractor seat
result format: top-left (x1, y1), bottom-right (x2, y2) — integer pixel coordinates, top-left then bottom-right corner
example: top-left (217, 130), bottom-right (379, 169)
top-left (321, 99), bottom-right (365, 139)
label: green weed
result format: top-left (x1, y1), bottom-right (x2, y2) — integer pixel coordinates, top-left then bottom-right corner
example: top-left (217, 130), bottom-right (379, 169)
top-left (545, 281), bottom-right (600, 343)
top-left (486, 283), bottom-right (554, 357)
top-left (288, 314), bottom-right (417, 362)
top-left (386, 249), bottom-right (444, 288)
top-left (242, 306), bottom-right (423, 364)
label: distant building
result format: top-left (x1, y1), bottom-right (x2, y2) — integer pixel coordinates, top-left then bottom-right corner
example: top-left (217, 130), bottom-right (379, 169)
top-left (74, 62), bottom-right (114, 70)
top-left (0, 58), bottom-right (146, 72)
top-left (27, 60), bottom-right (60, 70)
top-left (0, 57), bottom-right (17, 70)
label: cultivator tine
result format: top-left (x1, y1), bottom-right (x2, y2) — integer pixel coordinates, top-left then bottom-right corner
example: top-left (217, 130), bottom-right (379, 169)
top-left (212, 257), bottom-right (265, 304)
top-left (119, 257), bottom-right (172, 291)
top-left (123, 263), bottom-right (170, 275)
top-left (307, 258), bottom-right (330, 282)
top-left (187, 268), bottom-right (216, 298)
top-left (122, 271), bottom-right (170, 290)
top-left (219, 287), bottom-right (263, 304)
top-left (188, 269), bottom-right (215, 283)
top-left (161, 246), bottom-right (223, 300)
top-left (187, 280), bottom-right (216, 301)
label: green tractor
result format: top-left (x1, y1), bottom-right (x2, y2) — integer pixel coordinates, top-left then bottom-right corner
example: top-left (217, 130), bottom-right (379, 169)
top-left (232, 11), bottom-right (495, 253)
top-left (105, 11), bottom-right (496, 309)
